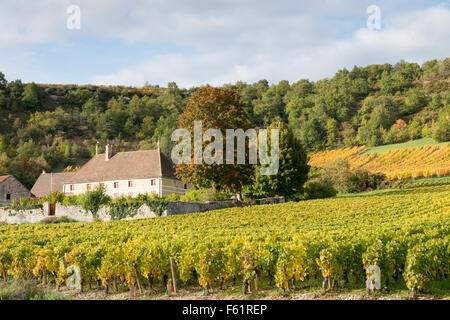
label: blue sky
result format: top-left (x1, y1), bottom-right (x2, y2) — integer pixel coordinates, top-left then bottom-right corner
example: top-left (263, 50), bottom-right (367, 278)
top-left (1, 0), bottom-right (449, 88)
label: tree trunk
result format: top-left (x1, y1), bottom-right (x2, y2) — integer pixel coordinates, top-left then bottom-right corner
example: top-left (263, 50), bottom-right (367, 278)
top-left (130, 283), bottom-right (136, 299)
top-left (136, 275), bottom-right (143, 294)
top-left (410, 287), bottom-right (417, 298)
top-left (147, 276), bottom-right (153, 292)
top-left (113, 274), bottom-right (118, 292)
top-left (242, 280), bottom-right (248, 295)
top-left (322, 277), bottom-right (328, 292)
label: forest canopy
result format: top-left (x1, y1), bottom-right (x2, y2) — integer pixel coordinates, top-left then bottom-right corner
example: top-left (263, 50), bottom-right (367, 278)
top-left (0, 58), bottom-right (448, 188)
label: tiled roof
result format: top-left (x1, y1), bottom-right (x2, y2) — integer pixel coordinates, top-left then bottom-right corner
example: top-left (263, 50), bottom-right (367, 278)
top-left (31, 172), bottom-right (75, 197)
top-left (0, 175), bottom-right (11, 184)
top-left (66, 149), bottom-right (176, 184)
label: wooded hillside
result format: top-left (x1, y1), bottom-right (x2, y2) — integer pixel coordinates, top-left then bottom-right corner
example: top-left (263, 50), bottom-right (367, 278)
top-left (0, 58), bottom-right (448, 188)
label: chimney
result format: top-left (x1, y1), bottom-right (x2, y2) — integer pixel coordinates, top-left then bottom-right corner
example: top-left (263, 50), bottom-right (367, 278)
top-left (95, 142), bottom-right (99, 155)
top-left (42, 170), bottom-right (46, 174)
top-left (105, 144), bottom-right (112, 161)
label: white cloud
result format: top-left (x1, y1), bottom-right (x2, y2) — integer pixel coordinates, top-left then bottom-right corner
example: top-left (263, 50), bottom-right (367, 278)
top-left (0, 1), bottom-right (449, 86)
top-left (90, 5), bottom-right (450, 86)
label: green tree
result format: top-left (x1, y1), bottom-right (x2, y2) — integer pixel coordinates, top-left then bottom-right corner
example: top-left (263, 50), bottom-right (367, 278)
top-left (81, 185), bottom-right (111, 219)
top-left (21, 83), bottom-right (41, 111)
top-left (430, 94), bottom-right (443, 110)
top-left (326, 118), bottom-right (339, 148)
top-left (432, 108), bottom-right (450, 142)
top-left (402, 88), bottom-right (428, 115)
top-left (248, 122), bottom-right (309, 199)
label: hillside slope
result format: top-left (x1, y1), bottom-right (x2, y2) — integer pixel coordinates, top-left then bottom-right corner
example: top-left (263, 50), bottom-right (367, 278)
top-left (0, 58), bottom-right (449, 187)
top-left (308, 139), bottom-right (450, 180)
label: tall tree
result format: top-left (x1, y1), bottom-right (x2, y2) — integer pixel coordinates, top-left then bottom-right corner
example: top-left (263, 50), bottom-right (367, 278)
top-left (175, 86), bottom-right (253, 194)
top-left (248, 121), bottom-right (309, 198)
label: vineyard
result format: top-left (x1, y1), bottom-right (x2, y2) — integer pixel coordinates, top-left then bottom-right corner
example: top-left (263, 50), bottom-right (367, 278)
top-left (0, 183), bottom-right (449, 298)
top-left (308, 143), bottom-right (450, 180)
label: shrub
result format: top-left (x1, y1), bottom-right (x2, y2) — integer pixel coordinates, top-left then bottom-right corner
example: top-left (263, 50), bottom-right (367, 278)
top-left (319, 159), bottom-right (386, 193)
top-left (39, 216), bottom-right (78, 224)
top-left (320, 159), bottom-right (356, 193)
top-left (0, 280), bottom-right (70, 300)
top-left (80, 185), bottom-right (111, 219)
top-left (40, 191), bottom-right (65, 204)
top-left (179, 188), bottom-right (232, 202)
top-left (180, 189), bottom-right (205, 202)
top-left (133, 193), bottom-right (168, 216)
top-left (108, 196), bottom-right (141, 221)
top-left (6, 198), bottom-right (42, 211)
top-left (352, 168), bottom-right (386, 192)
top-left (303, 179), bottom-right (337, 199)
top-left (62, 195), bottom-right (82, 206)
top-left (165, 193), bottom-right (180, 201)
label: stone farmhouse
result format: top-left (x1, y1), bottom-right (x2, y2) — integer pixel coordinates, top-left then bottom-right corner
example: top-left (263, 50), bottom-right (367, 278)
top-left (0, 175), bottom-right (31, 202)
top-left (62, 145), bottom-right (189, 198)
top-left (31, 172), bottom-right (75, 197)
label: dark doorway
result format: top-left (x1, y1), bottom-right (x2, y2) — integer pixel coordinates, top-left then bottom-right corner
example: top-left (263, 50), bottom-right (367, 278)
top-left (49, 203), bottom-right (56, 216)
top-left (6, 194), bottom-right (11, 200)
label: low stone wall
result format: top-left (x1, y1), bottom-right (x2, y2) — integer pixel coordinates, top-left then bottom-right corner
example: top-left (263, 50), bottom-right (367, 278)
top-left (0, 197), bottom-right (285, 224)
top-left (164, 200), bottom-right (241, 216)
top-left (54, 203), bottom-right (92, 222)
top-left (0, 207), bottom-right (47, 224)
top-left (53, 203), bottom-right (160, 222)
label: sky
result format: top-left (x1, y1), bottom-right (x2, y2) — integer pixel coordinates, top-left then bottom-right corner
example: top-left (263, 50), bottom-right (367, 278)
top-left (0, 0), bottom-right (449, 88)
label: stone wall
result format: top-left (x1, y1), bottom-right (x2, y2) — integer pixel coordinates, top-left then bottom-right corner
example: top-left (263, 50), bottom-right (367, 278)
top-left (0, 207), bottom-right (47, 224)
top-left (0, 176), bottom-right (31, 201)
top-left (0, 197), bottom-right (285, 224)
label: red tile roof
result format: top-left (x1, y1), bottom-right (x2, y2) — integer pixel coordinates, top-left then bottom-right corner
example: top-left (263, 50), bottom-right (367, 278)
top-left (0, 175), bottom-right (11, 184)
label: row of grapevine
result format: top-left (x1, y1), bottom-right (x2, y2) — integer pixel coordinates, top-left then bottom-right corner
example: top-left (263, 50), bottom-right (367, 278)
top-left (308, 143), bottom-right (450, 180)
top-left (0, 184), bottom-right (449, 296)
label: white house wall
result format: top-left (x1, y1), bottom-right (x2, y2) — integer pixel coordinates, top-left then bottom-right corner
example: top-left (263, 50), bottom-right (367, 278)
top-left (63, 178), bottom-right (189, 198)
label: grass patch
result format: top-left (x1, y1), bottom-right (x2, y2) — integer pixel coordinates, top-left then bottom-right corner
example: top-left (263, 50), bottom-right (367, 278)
top-left (0, 280), bottom-right (71, 300)
top-left (39, 216), bottom-right (78, 224)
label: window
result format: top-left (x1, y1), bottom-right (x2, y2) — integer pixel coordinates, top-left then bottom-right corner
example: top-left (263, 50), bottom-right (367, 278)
top-left (184, 184), bottom-right (187, 190)
top-left (70, 185), bottom-right (74, 191)
top-left (114, 182), bottom-right (119, 188)
top-left (128, 181), bottom-right (133, 187)
top-left (6, 194), bottom-right (11, 200)
top-left (151, 179), bottom-right (156, 186)
top-left (87, 184), bottom-right (92, 191)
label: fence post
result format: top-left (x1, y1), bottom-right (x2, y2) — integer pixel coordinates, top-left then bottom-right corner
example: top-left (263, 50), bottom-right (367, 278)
top-left (170, 257), bottom-right (177, 294)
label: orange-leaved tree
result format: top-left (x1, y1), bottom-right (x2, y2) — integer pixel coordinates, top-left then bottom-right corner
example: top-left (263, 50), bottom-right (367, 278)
top-left (175, 86), bottom-right (254, 194)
